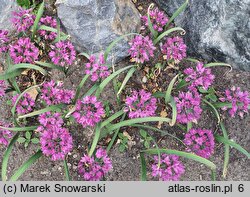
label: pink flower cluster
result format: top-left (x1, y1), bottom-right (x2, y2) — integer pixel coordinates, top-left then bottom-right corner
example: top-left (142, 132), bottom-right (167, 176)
top-left (38, 16), bottom-right (57, 40)
top-left (40, 80), bottom-right (75, 105)
top-left (85, 53), bottom-right (110, 82)
top-left (175, 90), bottom-right (202, 124)
top-left (73, 96), bottom-right (105, 128)
top-left (0, 122), bottom-right (12, 146)
top-left (184, 128), bottom-right (215, 158)
top-left (78, 148), bottom-right (112, 181)
top-left (9, 37), bottom-right (39, 64)
top-left (12, 93), bottom-right (35, 115)
top-left (184, 62), bottom-right (215, 90)
top-left (11, 8), bottom-right (35, 32)
top-left (128, 35), bottom-right (156, 64)
top-left (49, 40), bottom-right (76, 67)
top-left (141, 7), bottom-right (168, 32)
top-left (161, 37), bottom-right (187, 61)
top-left (151, 154), bottom-right (185, 181)
top-left (0, 80), bottom-right (7, 97)
top-left (0, 30), bottom-right (10, 53)
top-left (125, 89), bottom-right (157, 119)
top-left (37, 112), bottom-right (64, 133)
top-left (40, 127), bottom-right (73, 161)
top-left (219, 86), bottom-right (250, 118)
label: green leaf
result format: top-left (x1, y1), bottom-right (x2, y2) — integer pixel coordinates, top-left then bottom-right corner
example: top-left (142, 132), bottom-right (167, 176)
top-left (169, 97), bottom-right (177, 126)
top-left (25, 131), bottom-right (31, 140)
top-left (78, 52), bottom-right (90, 59)
top-left (83, 83), bottom-right (99, 98)
top-left (0, 70), bottom-right (23, 80)
top-left (88, 123), bottom-right (101, 157)
top-left (153, 91), bottom-right (165, 98)
top-left (176, 79), bottom-right (188, 90)
top-left (32, 1), bottom-right (45, 39)
top-left (100, 109), bottom-right (125, 129)
top-left (10, 150), bottom-right (43, 181)
top-left (73, 74), bottom-right (90, 103)
top-left (31, 138), bottom-right (40, 144)
top-left (18, 137), bottom-right (27, 144)
top-left (165, 74), bottom-right (179, 103)
top-left (0, 125), bottom-right (38, 132)
top-left (219, 122), bottom-right (230, 178)
top-left (35, 61), bottom-right (65, 72)
top-left (2, 133), bottom-right (19, 181)
top-left (17, 0), bottom-right (31, 8)
top-left (140, 153), bottom-right (147, 181)
top-left (147, 4), bottom-right (158, 38)
top-left (205, 94), bottom-right (218, 102)
top-left (104, 33), bottom-right (139, 61)
top-left (143, 149), bottom-right (216, 170)
top-left (63, 158), bottom-right (71, 181)
top-left (117, 67), bottom-right (137, 96)
top-left (153, 27), bottom-right (186, 45)
top-left (215, 135), bottom-right (250, 159)
top-left (38, 25), bottom-right (67, 36)
top-left (139, 129), bottom-right (147, 138)
top-left (9, 63), bottom-right (47, 76)
top-left (204, 62), bottom-right (232, 69)
top-left (119, 144), bottom-right (126, 152)
top-left (165, 0), bottom-right (189, 28)
top-left (24, 142), bottom-right (29, 148)
top-left (185, 58), bottom-right (200, 63)
top-left (203, 99), bottom-right (221, 123)
top-left (95, 65), bottom-right (136, 98)
top-left (144, 141), bottom-right (150, 149)
top-left (17, 104), bottom-right (65, 120)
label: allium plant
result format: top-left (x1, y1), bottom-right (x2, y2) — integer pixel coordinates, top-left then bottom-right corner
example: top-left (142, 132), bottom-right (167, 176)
top-left (124, 89), bottom-right (157, 118)
top-left (9, 37), bottom-right (39, 64)
top-left (73, 96), bottom-right (105, 128)
top-left (161, 37), bottom-right (187, 62)
top-left (128, 35), bottom-right (156, 64)
top-left (78, 148), bottom-right (112, 181)
top-left (184, 128), bottom-right (215, 159)
top-left (151, 154), bottom-right (185, 181)
top-left (141, 7), bottom-right (168, 32)
top-left (0, 80), bottom-right (7, 97)
top-left (11, 8), bottom-right (35, 32)
top-left (0, 30), bottom-right (10, 53)
top-left (40, 80), bottom-right (75, 105)
top-left (40, 127), bottom-right (73, 161)
top-left (0, 122), bottom-right (12, 146)
top-left (38, 16), bottom-right (57, 40)
top-left (12, 93), bottom-right (35, 115)
top-left (219, 86), bottom-right (250, 118)
top-left (49, 40), bottom-right (76, 67)
top-left (85, 53), bottom-right (110, 82)
top-left (37, 112), bottom-right (64, 133)
top-left (175, 90), bottom-right (202, 124)
top-left (184, 62), bottom-right (215, 90)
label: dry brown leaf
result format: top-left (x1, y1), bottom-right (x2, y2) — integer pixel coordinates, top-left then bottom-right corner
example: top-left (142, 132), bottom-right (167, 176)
top-left (123, 131), bottom-right (133, 141)
top-left (26, 88), bottom-right (38, 100)
top-left (157, 110), bottom-right (168, 129)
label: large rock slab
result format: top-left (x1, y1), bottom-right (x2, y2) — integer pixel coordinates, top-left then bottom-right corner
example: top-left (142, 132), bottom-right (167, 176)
top-left (56, 0), bottom-right (141, 62)
top-left (155, 0), bottom-right (250, 71)
top-left (0, 0), bottom-right (18, 30)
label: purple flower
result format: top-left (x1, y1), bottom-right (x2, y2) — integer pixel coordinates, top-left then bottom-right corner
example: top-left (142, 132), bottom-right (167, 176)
top-left (11, 8), bottom-right (35, 32)
top-left (85, 53), bottom-right (110, 82)
top-left (141, 7), bottom-right (168, 32)
top-left (151, 154), bottom-right (185, 181)
top-left (40, 127), bottom-right (73, 161)
top-left (12, 93), bottom-right (35, 115)
top-left (184, 128), bottom-right (215, 158)
top-left (78, 148), bottom-right (112, 181)
top-left (175, 90), bottom-right (202, 124)
top-left (161, 36), bottom-right (187, 62)
top-left (0, 80), bottom-right (7, 97)
top-left (40, 80), bottom-right (75, 105)
top-left (124, 89), bottom-right (157, 119)
top-left (38, 16), bottom-right (57, 40)
top-left (0, 30), bottom-right (10, 53)
top-left (37, 112), bottom-right (64, 133)
top-left (128, 35), bottom-right (156, 64)
top-left (184, 62), bottom-right (215, 90)
top-left (0, 122), bottom-right (12, 146)
top-left (49, 40), bottom-right (76, 67)
top-left (73, 96), bottom-right (105, 128)
top-left (219, 86), bottom-right (250, 118)
top-left (9, 37), bottom-right (39, 64)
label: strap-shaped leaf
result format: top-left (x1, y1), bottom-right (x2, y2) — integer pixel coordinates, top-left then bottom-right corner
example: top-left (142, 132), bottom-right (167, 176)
top-left (32, 1), bottom-right (45, 39)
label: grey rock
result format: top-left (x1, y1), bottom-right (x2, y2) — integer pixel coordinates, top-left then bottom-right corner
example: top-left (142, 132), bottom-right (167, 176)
top-left (155, 0), bottom-right (250, 71)
top-left (56, 0), bottom-right (141, 62)
top-left (0, 0), bottom-right (18, 31)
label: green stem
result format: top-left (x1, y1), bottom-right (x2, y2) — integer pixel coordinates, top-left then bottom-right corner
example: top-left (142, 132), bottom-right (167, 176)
top-left (73, 74), bottom-right (90, 103)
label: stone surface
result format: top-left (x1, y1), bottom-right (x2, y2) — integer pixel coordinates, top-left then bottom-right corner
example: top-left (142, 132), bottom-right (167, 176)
top-left (155, 0), bottom-right (250, 71)
top-left (56, 0), bottom-right (141, 62)
top-left (0, 0), bottom-right (18, 30)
